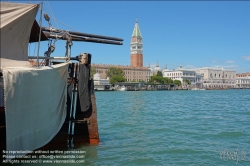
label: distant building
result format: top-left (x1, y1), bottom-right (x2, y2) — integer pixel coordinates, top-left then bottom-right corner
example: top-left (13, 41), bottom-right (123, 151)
top-left (162, 66), bottom-right (236, 88)
top-left (236, 72), bottom-right (250, 88)
top-left (153, 62), bottom-right (161, 75)
top-left (93, 73), bottom-right (110, 85)
top-left (91, 64), bottom-right (151, 82)
top-left (131, 19), bottom-right (143, 67)
top-left (196, 67), bottom-right (236, 89)
top-left (162, 65), bottom-right (198, 86)
top-left (92, 19), bottom-right (150, 82)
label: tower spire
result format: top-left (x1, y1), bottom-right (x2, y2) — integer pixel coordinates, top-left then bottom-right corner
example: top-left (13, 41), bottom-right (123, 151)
top-left (130, 19), bottom-right (143, 67)
top-left (132, 19), bottom-right (142, 37)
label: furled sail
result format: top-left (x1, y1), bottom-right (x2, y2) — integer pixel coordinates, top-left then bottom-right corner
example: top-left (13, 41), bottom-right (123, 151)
top-left (0, 2), bottom-right (38, 68)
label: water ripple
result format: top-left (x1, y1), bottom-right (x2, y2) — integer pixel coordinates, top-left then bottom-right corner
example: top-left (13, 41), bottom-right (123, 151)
top-left (82, 90), bottom-right (250, 165)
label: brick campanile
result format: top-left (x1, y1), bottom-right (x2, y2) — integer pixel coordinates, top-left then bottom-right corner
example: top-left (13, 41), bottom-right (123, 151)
top-left (130, 19), bottom-right (143, 67)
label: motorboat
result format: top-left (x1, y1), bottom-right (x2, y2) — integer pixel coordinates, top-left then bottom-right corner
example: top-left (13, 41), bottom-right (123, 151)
top-left (117, 86), bottom-right (127, 91)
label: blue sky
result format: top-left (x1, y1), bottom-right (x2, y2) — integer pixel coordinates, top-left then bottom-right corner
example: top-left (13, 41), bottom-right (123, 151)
top-left (26, 1), bottom-right (250, 73)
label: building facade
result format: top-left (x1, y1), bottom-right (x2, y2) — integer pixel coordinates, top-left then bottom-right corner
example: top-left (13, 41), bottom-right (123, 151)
top-left (91, 64), bottom-right (151, 82)
top-left (92, 19), bottom-right (150, 82)
top-left (162, 65), bottom-right (198, 86)
top-left (93, 73), bottom-right (110, 85)
top-left (236, 72), bottom-right (250, 88)
top-left (162, 66), bottom-right (237, 89)
top-left (195, 67), bottom-right (236, 89)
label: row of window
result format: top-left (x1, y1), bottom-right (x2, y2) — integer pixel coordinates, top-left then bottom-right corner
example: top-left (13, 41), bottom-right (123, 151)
top-left (96, 70), bottom-right (105, 74)
top-left (237, 75), bottom-right (250, 77)
top-left (125, 76), bottom-right (146, 79)
top-left (126, 79), bottom-right (149, 82)
top-left (204, 85), bottom-right (235, 88)
top-left (236, 80), bottom-right (250, 83)
top-left (165, 73), bottom-right (196, 77)
top-left (204, 81), bottom-right (235, 84)
top-left (96, 69), bottom-right (150, 75)
top-left (210, 73), bottom-right (234, 79)
top-left (131, 46), bottom-right (142, 50)
top-left (124, 71), bottom-right (150, 75)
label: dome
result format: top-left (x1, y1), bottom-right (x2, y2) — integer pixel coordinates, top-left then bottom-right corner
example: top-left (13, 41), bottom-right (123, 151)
top-left (177, 65), bottom-right (183, 70)
top-left (162, 68), bottom-right (169, 72)
top-left (162, 65), bottom-right (169, 72)
top-left (154, 64), bottom-right (161, 71)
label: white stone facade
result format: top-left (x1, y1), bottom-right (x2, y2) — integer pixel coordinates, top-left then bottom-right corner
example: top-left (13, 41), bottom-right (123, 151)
top-left (162, 66), bottom-right (237, 89)
top-left (236, 72), bottom-right (250, 88)
top-left (93, 73), bottom-right (110, 85)
top-left (162, 65), bottom-right (197, 86)
top-left (195, 67), bottom-right (236, 89)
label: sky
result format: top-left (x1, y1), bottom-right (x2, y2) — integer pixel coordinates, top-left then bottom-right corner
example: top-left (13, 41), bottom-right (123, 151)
top-left (19, 1), bottom-right (250, 73)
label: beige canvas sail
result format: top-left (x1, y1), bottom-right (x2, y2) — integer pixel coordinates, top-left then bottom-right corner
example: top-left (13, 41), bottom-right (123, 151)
top-left (0, 2), bottom-right (38, 68)
top-left (1, 2), bottom-right (68, 160)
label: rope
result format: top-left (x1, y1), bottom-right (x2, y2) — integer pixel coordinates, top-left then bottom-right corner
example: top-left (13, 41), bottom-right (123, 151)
top-left (44, 1), bottom-right (59, 29)
top-left (49, 17), bottom-right (79, 32)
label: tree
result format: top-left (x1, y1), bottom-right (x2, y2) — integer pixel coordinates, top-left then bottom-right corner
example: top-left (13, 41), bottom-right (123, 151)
top-left (106, 67), bottom-right (126, 84)
top-left (173, 80), bottom-right (181, 86)
top-left (90, 66), bottom-right (96, 79)
top-left (110, 75), bottom-right (126, 85)
top-left (156, 71), bottom-right (163, 77)
top-left (149, 75), bottom-right (175, 84)
top-left (183, 79), bottom-right (191, 85)
top-left (149, 75), bottom-right (164, 84)
top-left (106, 67), bottom-right (124, 78)
top-left (163, 77), bottom-right (173, 84)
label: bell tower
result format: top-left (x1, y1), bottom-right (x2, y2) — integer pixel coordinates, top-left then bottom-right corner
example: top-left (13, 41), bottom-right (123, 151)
top-left (130, 19), bottom-right (143, 67)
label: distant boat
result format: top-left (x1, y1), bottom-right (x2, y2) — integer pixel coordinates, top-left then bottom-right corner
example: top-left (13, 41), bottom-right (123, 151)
top-left (117, 86), bottom-right (127, 91)
top-left (191, 88), bottom-right (206, 90)
top-left (94, 85), bottom-right (113, 91)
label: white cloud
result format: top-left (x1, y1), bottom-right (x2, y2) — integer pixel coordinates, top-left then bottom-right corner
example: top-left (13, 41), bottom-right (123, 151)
top-left (209, 65), bottom-right (238, 71)
top-left (224, 65), bottom-right (238, 69)
top-left (242, 56), bottom-right (250, 61)
top-left (211, 60), bottom-right (218, 63)
top-left (211, 65), bottom-right (223, 68)
top-left (183, 65), bottom-right (196, 69)
top-left (225, 60), bottom-right (235, 64)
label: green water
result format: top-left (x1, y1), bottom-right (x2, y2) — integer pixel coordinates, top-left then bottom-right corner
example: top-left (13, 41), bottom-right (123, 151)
top-left (16, 90), bottom-right (250, 165)
top-left (83, 90), bottom-right (250, 165)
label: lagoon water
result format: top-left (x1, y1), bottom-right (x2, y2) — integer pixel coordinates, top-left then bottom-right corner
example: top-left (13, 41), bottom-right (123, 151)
top-left (80, 90), bottom-right (250, 165)
top-left (79, 90), bottom-right (249, 166)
